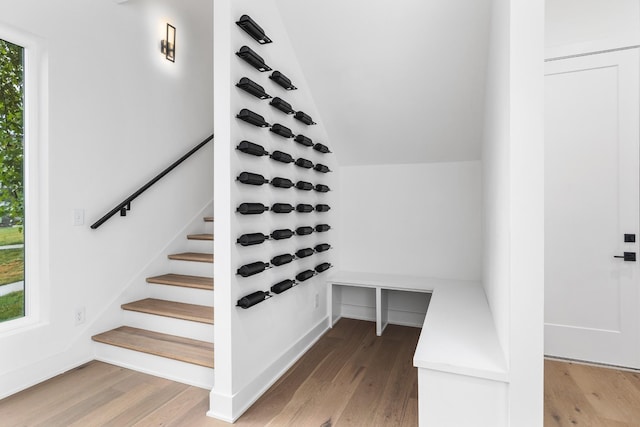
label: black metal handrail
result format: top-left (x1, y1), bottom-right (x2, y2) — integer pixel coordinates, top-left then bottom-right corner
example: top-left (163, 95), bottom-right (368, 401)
top-left (91, 134), bottom-right (214, 229)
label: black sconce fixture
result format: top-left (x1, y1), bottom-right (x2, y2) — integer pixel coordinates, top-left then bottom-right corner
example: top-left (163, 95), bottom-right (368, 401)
top-left (269, 71), bottom-right (297, 90)
top-left (272, 203), bottom-right (294, 213)
top-left (161, 23), bottom-right (176, 62)
top-left (237, 203), bottom-right (269, 215)
top-left (237, 109), bottom-right (270, 127)
top-left (294, 134), bottom-right (313, 147)
top-left (314, 184), bottom-right (330, 193)
top-left (296, 248), bottom-right (315, 259)
top-left (270, 124), bottom-right (295, 139)
top-left (237, 261), bottom-right (270, 277)
top-left (236, 46), bottom-right (272, 72)
top-left (315, 263), bottom-right (332, 273)
top-left (271, 279), bottom-right (295, 294)
top-left (316, 204), bottom-right (331, 212)
top-left (314, 243), bottom-right (331, 252)
top-left (296, 269), bottom-right (316, 282)
top-left (270, 150), bottom-right (294, 164)
top-left (237, 233), bottom-right (269, 246)
top-left (314, 163), bottom-right (331, 173)
top-left (271, 177), bottom-right (294, 189)
top-left (236, 15), bottom-right (272, 44)
top-left (295, 158), bottom-right (314, 169)
top-left (296, 226), bottom-right (314, 236)
top-left (294, 111), bottom-right (316, 126)
top-left (271, 254), bottom-right (295, 266)
top-left (237, 141), bottom-right (269, 157)
top-left (296, 204), bottom-right (314, 213)
top-left (270, 97), bottom-right (295, 115)
top-left (296, 181), bottom-right (313, 191)
top-left (237, 172), bottom-right (269, 186)
top-left (271, 229), bottom-right (294, 240)
top-left (315, 224), bottom-right (331, 233)
top-left (236, 77), bottom-right (271, 99)
top-left (313, 143), bottom-right (331, 154)
top-left (237, 291), bottom-right (271, 309)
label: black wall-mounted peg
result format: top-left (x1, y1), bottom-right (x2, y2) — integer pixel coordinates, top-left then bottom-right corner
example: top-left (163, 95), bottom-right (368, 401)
top-left (270, 71), bottom-right (297, 90)
top-left (294, 134), bottom-right (313, 147)
top-left (315, 204), bottom-right (331, 212)
top-left (294, 111), bottom-right (316, 125)
top-left (237, 291), bottom-right (270, 309)
top-left (313, 143), bottom-right (331, 154)
top-left (237, 261), bottom-right (270, 277)
top-left (314, 243), bottom-right (331, 252)
top-left (237, 233), bottom-right (269, 246)
top-left (296, 204), bottom-right (314, 213)
top-left (315, 224), bottom-right (331, 232)
top-left (271, 177), bottom-right (294, 189)
top-left (272, 203), bottom-right (294, 213)
top-left (237, 109), bottom-right (270, 127)
top-left (237, 140), bottom-right (269, 157)
top-left (315, 263), bottom-right (332, 273)
top-left (237, 172), bottom-right (268, 186)
top-left (237, 203), bottom-right (269, 215)
top-left (270, 97), bottom-right (295, 114)
top-left (271, 254), bottom-right (295, 266)
top-left (236, 77), bottom-right (271, 99)
top-left (236, 46), bottom-right (271, 72)
top-left (296, 269), bottom-right (316, 282)
top-left (271, 229), bottom-right (294, 240)
top-left (314, 184), bottom-right (330, 193)
top-left (295, 158), bottom-right (314, 169)
top-left (314, 163), bottom-right (331, 173)
top-left (296, 181), bottom-right (313, 191)
top-left (270, 123), bottom-right (295, 138)
top-left (271, 279), bottom-right (295, 294)
top-left (296, 226), bottom-right (314, 236)
top-left (270, 150), bottom-right (294, 163)
top-left (236, 15), bottom-right (272, 44)
top-left (296, 248), bottom-right (314, 258)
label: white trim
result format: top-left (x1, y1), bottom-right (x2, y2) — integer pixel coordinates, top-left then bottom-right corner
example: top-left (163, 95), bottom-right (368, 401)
top-left (207, 317), bottom-right (330, 422)
top-left (545, 38), bottom-right (640, 61)
top-left (0, 24), bottom-right (49, 334)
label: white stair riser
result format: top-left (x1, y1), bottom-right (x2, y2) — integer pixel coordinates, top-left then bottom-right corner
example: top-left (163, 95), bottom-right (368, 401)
top-left (167, 259), bottom-right (214, 277)
top-left (147, 284), bottom-right (214, 306)
top-left (185, 238), bottom-right (214, 252)
top-left (94, 342), bottom-right (214, 389)
top-left (122, 310), bottom-right (214, 343)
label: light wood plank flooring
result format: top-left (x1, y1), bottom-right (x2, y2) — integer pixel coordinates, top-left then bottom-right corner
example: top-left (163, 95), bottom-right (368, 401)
top-left (545, 358), bottom-right (640, 426)
top-left (0, 319), bottom-right (420, 426)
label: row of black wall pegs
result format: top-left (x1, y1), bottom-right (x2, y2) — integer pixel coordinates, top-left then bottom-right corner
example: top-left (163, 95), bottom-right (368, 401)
top-left (237, 244), bottom-right (331, 278)
top-left (238, 138), bottom-right (331, 156)
top-left (237, 172), bottom-right (331, 191)
top-left (237, 225), bottom-right (331, 246)
top-left (236, 263), bottom-right (333, 309)
top-left (237, 203), bottom-right (330, 215)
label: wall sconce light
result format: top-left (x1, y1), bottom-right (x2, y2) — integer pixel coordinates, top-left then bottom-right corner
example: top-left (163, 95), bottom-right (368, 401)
top-left (161, 23), bottom-right (176, 62)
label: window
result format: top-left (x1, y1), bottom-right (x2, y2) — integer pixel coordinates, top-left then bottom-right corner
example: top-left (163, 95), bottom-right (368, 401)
top-left (0, 38), bottom-right (25, 323)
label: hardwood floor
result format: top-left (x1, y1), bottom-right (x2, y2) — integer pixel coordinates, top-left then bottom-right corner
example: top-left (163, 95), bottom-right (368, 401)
top-left (0, 319), bottom-right (420, 426)
top-left (545, 358), bottom-right (640, 426)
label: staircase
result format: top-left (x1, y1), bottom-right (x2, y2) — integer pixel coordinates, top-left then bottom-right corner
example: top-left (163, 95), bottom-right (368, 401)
top-left (92, 216), bottom-right (215, 388)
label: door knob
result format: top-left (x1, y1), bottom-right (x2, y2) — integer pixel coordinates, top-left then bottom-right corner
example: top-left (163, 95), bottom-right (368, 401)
top-left (614, 252), bottom-right (636, 262)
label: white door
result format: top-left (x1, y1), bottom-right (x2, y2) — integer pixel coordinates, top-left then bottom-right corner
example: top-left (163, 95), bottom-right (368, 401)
top-left (545, 48), bottom-right (640, 368)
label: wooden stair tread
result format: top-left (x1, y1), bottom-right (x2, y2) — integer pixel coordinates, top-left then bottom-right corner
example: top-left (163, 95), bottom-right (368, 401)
top-left (146, 274), bottom-right (213, 290)
top-left (92, 326), bottom-right (214, 368)
top-left (122, 298), bottom-right (213, 324)
top-left (187, 233), bottom-right (213, 241)
top-left (168, 252), bottom-right (213, 263)
top-left (204, 216), bottom-right (213, 222)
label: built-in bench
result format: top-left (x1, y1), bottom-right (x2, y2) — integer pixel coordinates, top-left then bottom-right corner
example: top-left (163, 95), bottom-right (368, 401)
top-left (327, 270), bottom-right (509, 427)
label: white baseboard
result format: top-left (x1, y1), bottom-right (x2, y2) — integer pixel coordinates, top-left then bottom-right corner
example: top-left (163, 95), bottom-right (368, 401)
top-left (207, 316), bottom-right (330, 422)
top-left (340, 304), bottom-right (426, 328)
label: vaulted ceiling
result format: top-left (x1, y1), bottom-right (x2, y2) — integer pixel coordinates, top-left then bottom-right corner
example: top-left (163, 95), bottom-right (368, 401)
top-left (273, 0), bottom-right (492, 166)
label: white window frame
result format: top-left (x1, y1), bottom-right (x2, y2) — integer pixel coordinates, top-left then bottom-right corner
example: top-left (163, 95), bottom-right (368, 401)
top-left (0, 24), bottom-right (49, 334)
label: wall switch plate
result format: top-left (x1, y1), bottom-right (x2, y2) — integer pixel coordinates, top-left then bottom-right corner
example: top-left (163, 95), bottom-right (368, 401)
top-left (74, 306), bottom-right (86, 325)
top-left (73, 209), bottom-right (84, 226)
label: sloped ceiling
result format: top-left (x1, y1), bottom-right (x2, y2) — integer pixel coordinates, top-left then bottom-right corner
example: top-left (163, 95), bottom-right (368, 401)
top-left (273, 0), bottom-right (492, 166)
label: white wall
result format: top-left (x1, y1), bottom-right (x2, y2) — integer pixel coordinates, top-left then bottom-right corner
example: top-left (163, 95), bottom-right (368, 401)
top-left (212, 0), bottom-right (338, 421)
top-left (482, 0), bottom-right (545, 425)
top-left (339, 161), bottom-right (482, 280)
top-left (546, 0), bottom-right (640, 57)
top-left (0, 0), bottom-right (213, 399)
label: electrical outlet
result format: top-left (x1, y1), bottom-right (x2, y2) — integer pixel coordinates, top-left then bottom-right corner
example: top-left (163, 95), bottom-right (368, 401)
top-left (73, 209), bottom-right (84, 226)
top-left (315, 293), bottom-right (319, 309)
top-left (74, 306), bottom-right (86, 325)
